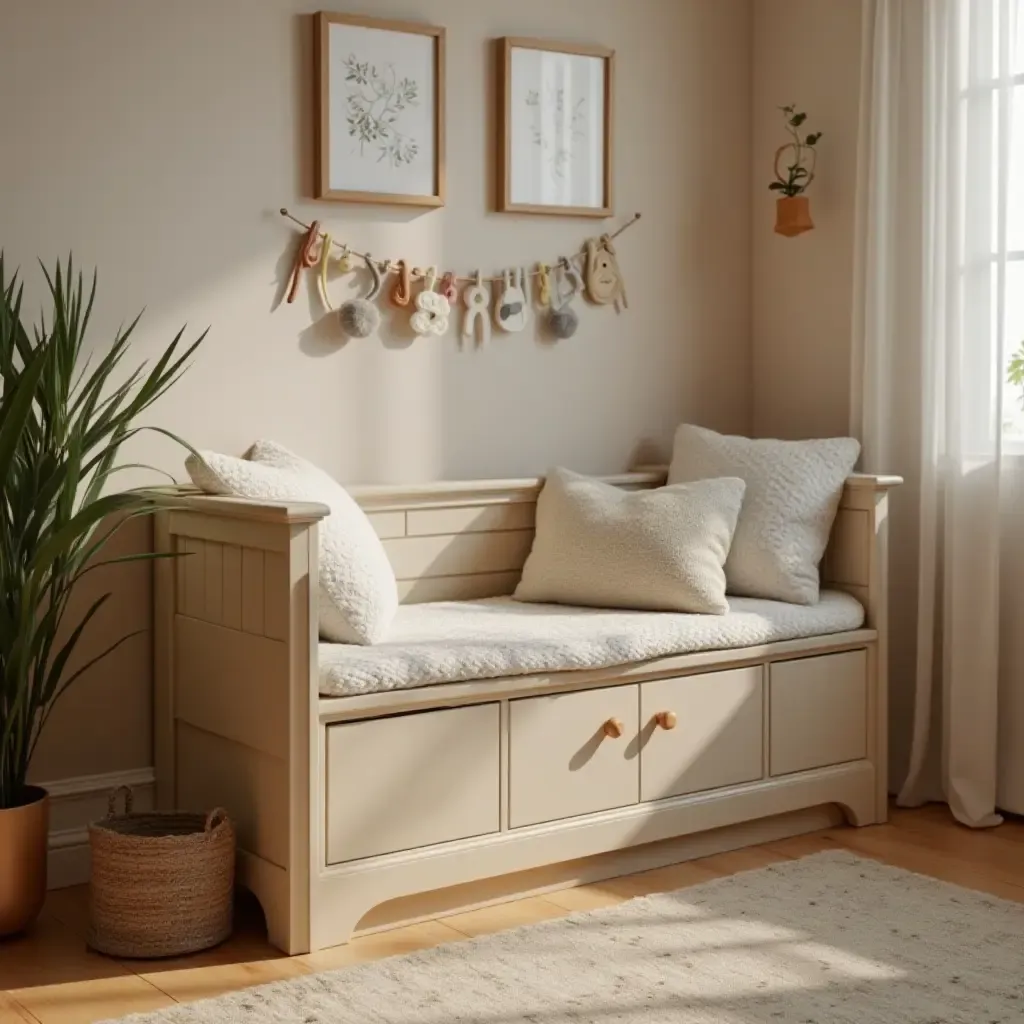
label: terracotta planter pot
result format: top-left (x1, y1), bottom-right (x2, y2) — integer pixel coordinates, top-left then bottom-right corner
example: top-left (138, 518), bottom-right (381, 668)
top-left (0, 786), bottom-right (49, 937)
top-left (775, 195), bottom-right (814, 237)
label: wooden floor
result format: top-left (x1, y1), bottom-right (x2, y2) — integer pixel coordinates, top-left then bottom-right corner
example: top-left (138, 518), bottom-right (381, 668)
top-left (3, 803), bottom-right (1024, 1024)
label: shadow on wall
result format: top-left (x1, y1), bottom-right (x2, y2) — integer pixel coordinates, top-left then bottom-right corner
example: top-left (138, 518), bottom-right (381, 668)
top-left (2, 3), bottom-right (448, 485)
top-left (28, 515), bottom-right (154, 784)
top-left (3, 1), bottom-right (752, 487)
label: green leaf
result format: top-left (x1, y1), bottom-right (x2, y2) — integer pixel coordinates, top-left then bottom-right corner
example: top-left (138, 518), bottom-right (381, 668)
top-left (789, 112), bottom-right (807, 127)
top-left (38, 593), bottom-right (110, 707)
top-left (0, 341), bottom-right (50, 487)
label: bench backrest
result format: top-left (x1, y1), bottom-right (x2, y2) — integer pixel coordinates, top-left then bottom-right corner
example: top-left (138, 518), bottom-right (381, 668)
top-left (347, 469), bottom-right (875, 607)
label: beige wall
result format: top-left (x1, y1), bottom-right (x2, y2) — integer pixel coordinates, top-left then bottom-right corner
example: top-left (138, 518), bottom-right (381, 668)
top-left (751, 0), bottom-right (862, 439)
top-left (29, 519), bottom-right (154, 783)
top-left (2, 1), bottom-right (753, 784)
top-left (751, 0), bottom-right (915, 789)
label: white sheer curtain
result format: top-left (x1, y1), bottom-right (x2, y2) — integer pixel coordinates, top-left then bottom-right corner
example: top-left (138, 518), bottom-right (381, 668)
top-left (852, 0), bottom-right (1024, 826)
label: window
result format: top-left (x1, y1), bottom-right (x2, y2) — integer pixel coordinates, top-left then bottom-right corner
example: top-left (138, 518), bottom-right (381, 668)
top-left (1001, 79), bottom-right (1024, 440)
top-left (972, 1), bottom-right (1024, 441)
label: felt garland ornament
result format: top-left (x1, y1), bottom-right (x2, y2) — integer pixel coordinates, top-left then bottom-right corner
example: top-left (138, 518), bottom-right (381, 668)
top-left (536, 263), bottom-right (553, 307)
top-left (390, 259), bottom-right (412, 307)
top-left (337, 255), bottom-right (382, 338)
top-left (584, 235), bottom-right (627, 312)
top-left (337, 244), bottom-right (356, 273)
top-left (440, 271), bottom-right (459, 305)
top-left (410, 267), bottom-right (451, 336)
top-left (494, 267), bottom-right (529, 333)
top-left (286, 220), bottom-right (321, 304)
top-left (548, 259), bottom-right (582, 339)
top-left (317, 231), bottom-right (335, 310)
top-left (462, 270), bottom-right (490, 347)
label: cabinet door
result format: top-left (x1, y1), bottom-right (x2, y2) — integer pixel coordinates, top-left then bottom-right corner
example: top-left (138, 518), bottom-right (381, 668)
top-left (640, 668), bottom-right (763, 802)
top-left (326, 703), bottom-right (500, 864)
top-left (770, 650), bottom-right (867, 776)
top-left (509, 685), bottom-right (639, 828)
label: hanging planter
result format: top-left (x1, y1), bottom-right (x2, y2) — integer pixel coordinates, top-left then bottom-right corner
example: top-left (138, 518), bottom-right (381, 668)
top-left (775, 194), bottom-right (815, 237)
top-left (769, 105), bottom-right (821, 237)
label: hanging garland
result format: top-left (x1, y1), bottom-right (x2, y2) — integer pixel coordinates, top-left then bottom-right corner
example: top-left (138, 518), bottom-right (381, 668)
top-left (280, 207), bottom-right (640, 341)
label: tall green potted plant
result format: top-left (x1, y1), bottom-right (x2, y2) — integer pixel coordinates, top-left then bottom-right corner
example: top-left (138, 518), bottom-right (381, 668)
top-left (0, 255), bottom-right (204, 936)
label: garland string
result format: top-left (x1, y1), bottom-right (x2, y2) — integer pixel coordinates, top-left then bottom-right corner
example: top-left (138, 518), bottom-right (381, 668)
top-left (278, 207), bottom-right (641, 285)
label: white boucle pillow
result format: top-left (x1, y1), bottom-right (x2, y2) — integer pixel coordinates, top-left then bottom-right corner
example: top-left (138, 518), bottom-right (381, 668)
top-left (185, 441), bottom-right (397, 645)
top-left (668, 424), bottom-right (860, 604)
top-left (514, 468), bottom-right (746, 615)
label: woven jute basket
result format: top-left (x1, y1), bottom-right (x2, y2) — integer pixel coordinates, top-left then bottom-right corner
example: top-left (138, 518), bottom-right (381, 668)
top-left (87, 786), bottom-right (235, 958)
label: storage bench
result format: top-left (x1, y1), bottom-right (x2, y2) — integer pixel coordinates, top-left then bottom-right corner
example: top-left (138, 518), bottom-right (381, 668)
top-left (153, 468), bottom-right (899, 954)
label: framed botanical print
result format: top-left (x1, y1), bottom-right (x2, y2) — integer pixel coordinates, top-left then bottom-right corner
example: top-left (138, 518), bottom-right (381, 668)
top-left (497, 37), bottom-right (614, 217)
top-left (315, 12), bottom-right (445, 206)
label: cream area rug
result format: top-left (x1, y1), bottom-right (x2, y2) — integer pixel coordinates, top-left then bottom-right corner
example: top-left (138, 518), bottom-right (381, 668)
top-left (106, 852), bottom-right (1024, 1023)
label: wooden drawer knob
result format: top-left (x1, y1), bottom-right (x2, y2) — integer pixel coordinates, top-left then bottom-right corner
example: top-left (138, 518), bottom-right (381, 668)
top-left (602, 718), bottom-right (624, 739)
top-left (655, 711), bottom-right (678, 731)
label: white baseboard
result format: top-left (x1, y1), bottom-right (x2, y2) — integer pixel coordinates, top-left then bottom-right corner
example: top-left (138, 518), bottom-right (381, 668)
top-left (35, 766), bottom-right (156, 889)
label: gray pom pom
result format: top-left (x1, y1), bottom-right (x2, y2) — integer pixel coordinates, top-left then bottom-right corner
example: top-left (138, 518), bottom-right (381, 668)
top-left (548, 306), bottom-right (579, 339)
top-left (338, 298), bottom-right (380, 338)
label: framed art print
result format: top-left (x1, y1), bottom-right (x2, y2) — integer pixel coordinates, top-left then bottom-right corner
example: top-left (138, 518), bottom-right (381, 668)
top-left (315, 12), bottom-right (445, 206)
top-left (497, 37), bottom-right (614, 217)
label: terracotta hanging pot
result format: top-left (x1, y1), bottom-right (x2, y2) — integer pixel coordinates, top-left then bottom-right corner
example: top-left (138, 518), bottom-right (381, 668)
top-left (775, 195), bottom-right (814, 237)
top-left (0, 786), bottom-right (49, 936)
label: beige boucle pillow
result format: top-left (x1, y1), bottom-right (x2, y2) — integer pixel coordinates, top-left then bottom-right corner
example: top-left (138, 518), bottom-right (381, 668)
top-left (668, 424), bottom-right (860, 604)
top-left (514, 468), bottom-right (746, 615)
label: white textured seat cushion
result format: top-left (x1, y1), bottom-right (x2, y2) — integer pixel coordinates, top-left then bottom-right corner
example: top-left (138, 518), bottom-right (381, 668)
top-left (515, 469), bottom-right (745, 614)
top-left (185, 441), bottom-right (397, 645)
top-left (318, 591), bottom-right (864, 696)
top-left (668, 425), bottom-right (860, 604)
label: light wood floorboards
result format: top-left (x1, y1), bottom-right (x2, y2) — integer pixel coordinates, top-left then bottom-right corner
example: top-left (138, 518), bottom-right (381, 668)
top-left (3, 804), bottom-right (1024, 1023)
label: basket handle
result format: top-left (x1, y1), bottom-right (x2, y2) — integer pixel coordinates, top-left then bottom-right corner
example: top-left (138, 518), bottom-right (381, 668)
top-left (205, 807), bottom-right (229, 833)
top-left (106, 785), bottom-right (133, 817)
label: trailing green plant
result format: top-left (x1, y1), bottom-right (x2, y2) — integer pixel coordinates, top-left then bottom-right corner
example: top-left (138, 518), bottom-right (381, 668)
top-left (769, 105), bottom-right (822, 198)
top-left (1008, 340), bottom-right (1024, 406)
top-left (0, 255), bottom-right (205, 809)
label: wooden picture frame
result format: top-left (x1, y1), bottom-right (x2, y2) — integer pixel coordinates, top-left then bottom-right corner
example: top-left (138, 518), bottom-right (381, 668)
top-left (497, 37), bottom-right (614, 218)
top-left (315, 12), bottom-right (446, 206)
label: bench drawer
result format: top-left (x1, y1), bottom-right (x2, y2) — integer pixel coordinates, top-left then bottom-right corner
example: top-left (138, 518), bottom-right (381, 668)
top-left (326, 704), bottom-right (500, 864)
top-left (509, 685), bottom-right (639, 828)
top-left (640, 668), bottom-right (763, 802)
top-left (770, 650), bottom-right (868, 776)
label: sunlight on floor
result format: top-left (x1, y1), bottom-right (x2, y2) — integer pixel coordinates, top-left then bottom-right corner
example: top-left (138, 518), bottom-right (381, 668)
top-left (3, 809), bottom-right (1023, 1024)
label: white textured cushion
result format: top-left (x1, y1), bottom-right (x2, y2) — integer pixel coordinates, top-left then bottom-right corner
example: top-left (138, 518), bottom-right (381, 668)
top-left (318, 592), bottom-right (865, 696)
top-left (185, 441), bottom-right (397, 645)
top-left (514, 468), bottom-right (746, 614)
top-left (668, 424), bottom-right (860, 604)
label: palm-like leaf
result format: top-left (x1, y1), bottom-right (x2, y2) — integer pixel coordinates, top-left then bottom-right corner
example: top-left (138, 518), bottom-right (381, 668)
top-left (0, 254), bottom-right (205, 808)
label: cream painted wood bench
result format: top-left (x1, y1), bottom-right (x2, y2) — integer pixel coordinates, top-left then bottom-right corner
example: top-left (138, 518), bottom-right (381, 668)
top-left (153, 469), bottom-right (900, 955)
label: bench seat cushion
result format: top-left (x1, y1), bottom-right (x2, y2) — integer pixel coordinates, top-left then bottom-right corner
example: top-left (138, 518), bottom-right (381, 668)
top-left (318, 591), bottom-right (865, 697)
